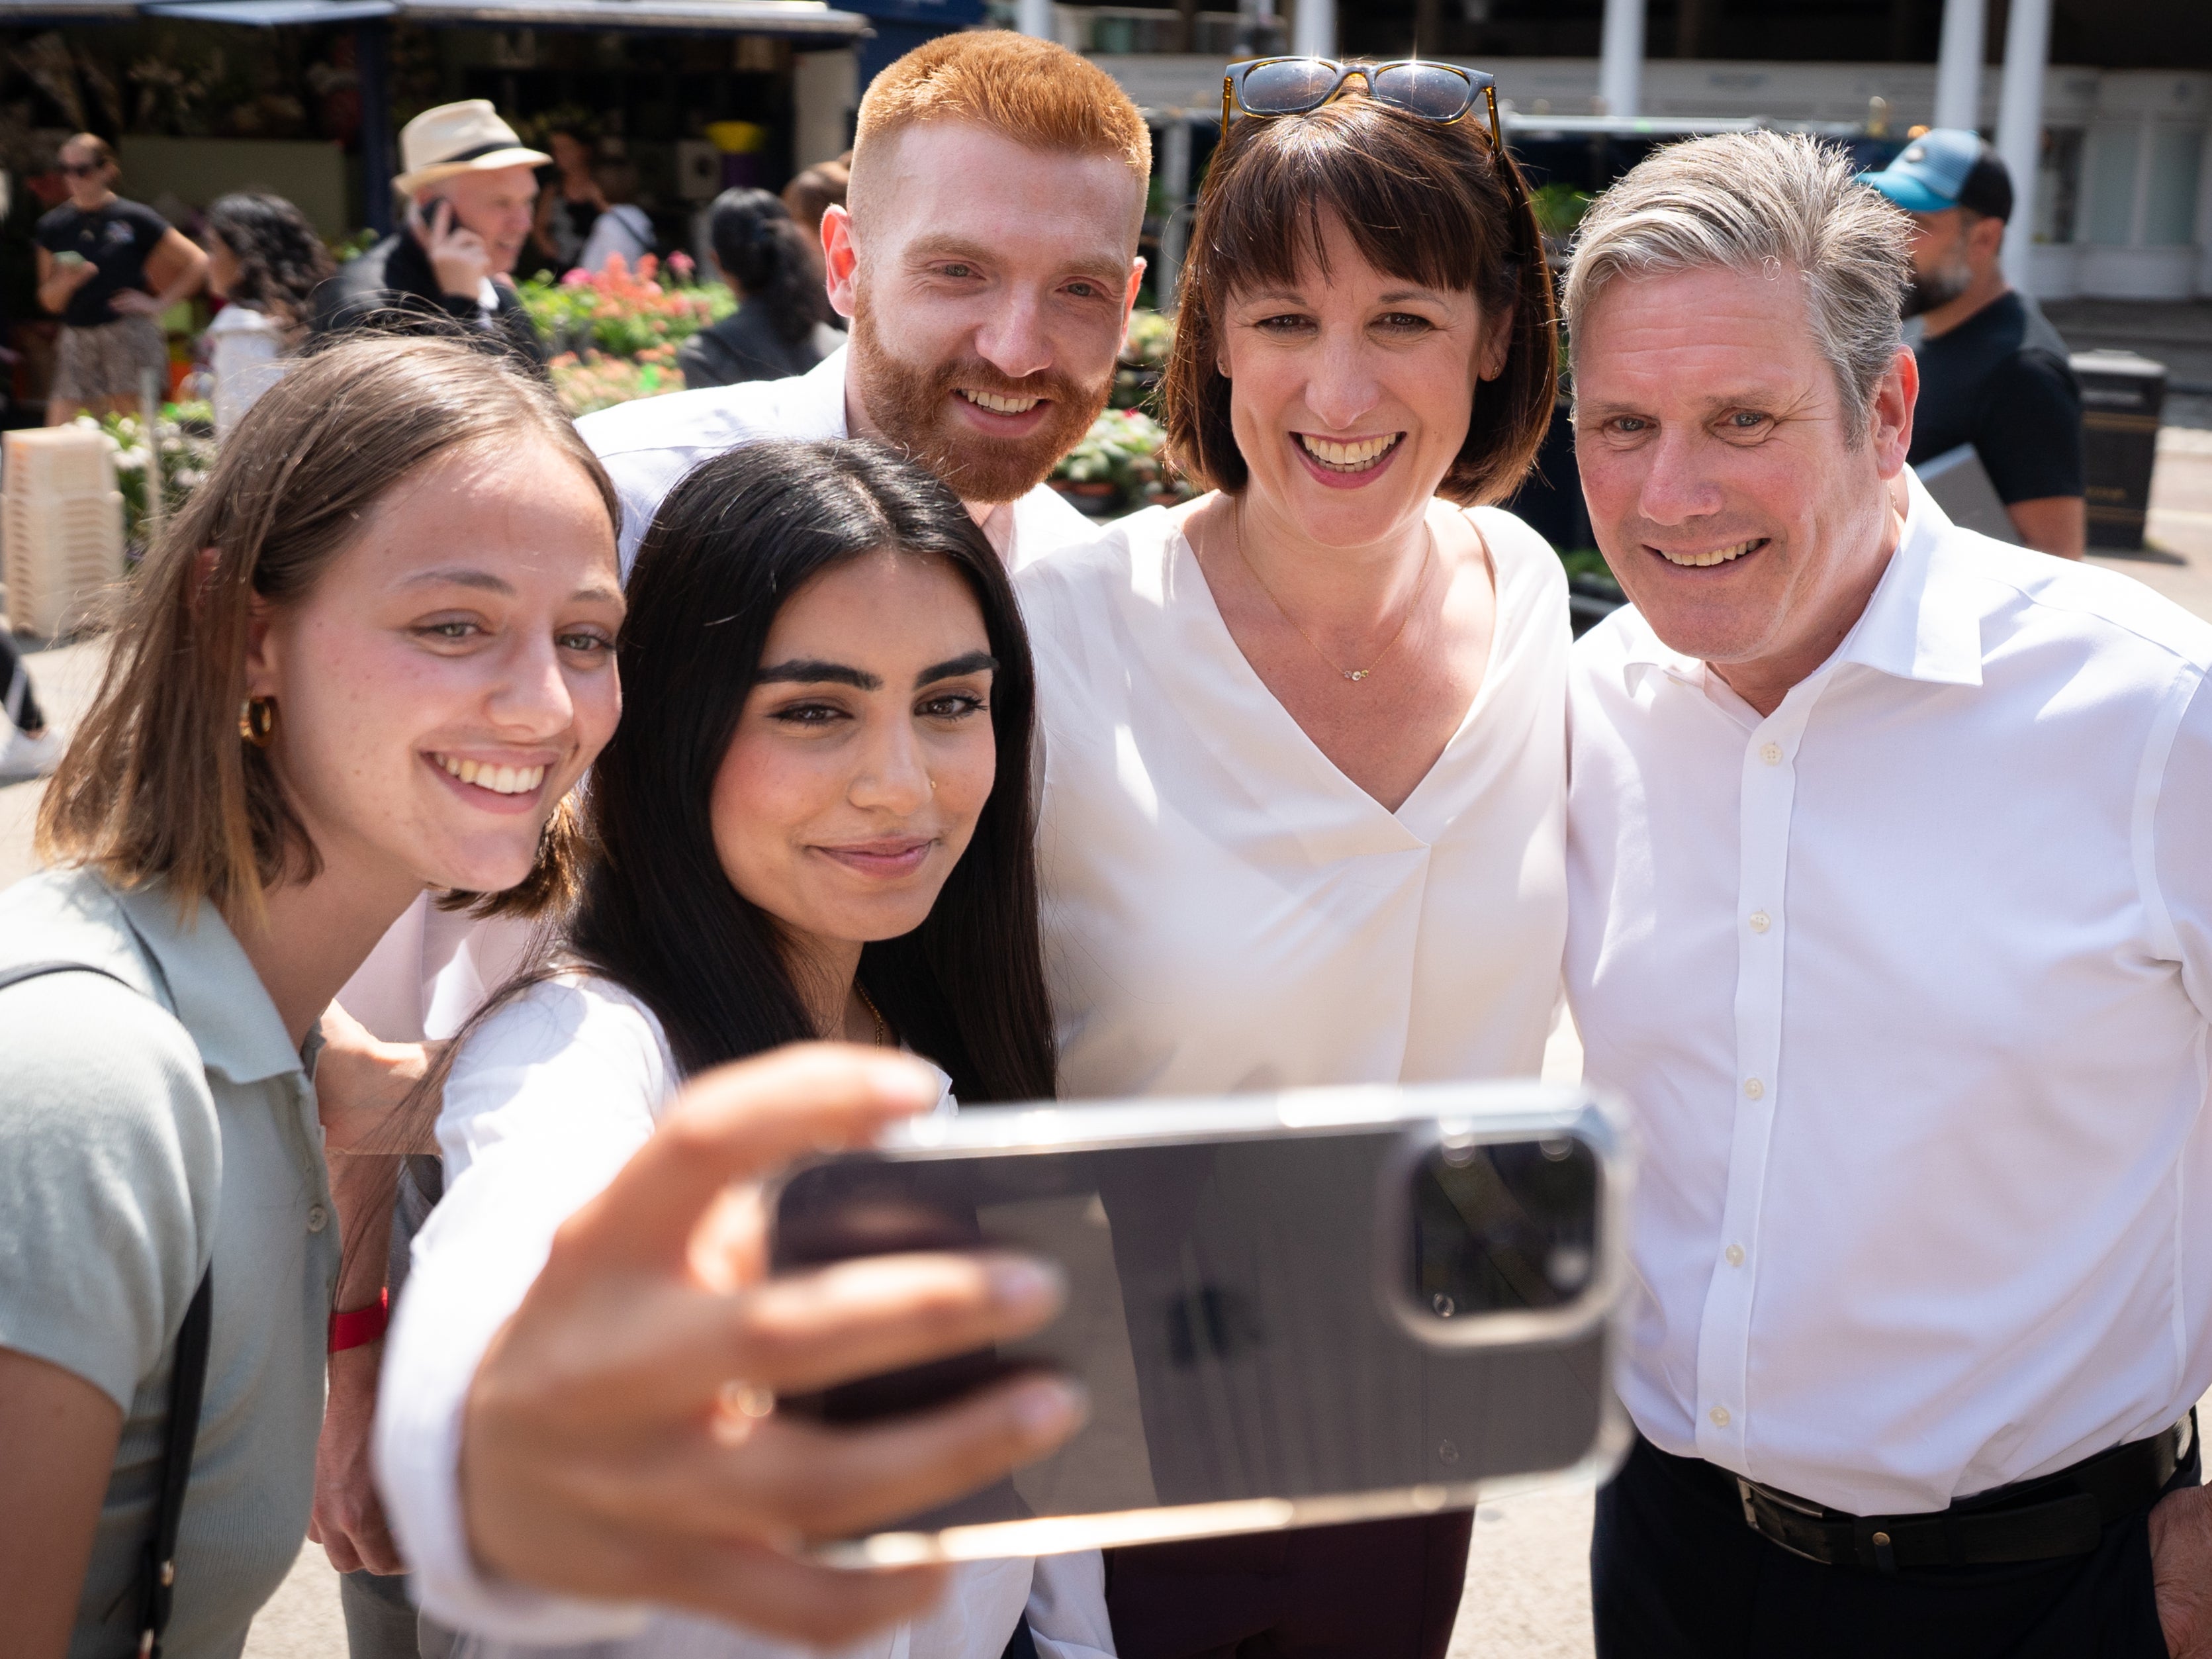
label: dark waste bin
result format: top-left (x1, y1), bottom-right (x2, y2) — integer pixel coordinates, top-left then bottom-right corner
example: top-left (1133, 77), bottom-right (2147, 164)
top-left (2070, 350), bottom-right (2166, 551)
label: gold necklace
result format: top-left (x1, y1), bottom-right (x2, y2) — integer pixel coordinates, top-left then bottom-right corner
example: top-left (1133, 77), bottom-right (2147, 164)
top-left (1231, 498), bottom-right (1434, 683)
top-left (853, 981), bottom-right (889, 1047)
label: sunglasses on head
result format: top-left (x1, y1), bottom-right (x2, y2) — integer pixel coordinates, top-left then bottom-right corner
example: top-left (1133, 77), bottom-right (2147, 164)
top-left (1222, 57), bottom-right (1504, 152)
top-left (1221, 56), bottom-right (1540, 265)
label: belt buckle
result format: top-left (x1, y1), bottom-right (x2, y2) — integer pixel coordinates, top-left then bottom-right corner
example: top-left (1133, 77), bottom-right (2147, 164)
top-left (1735, 1476), bottom-right (1837, 1566)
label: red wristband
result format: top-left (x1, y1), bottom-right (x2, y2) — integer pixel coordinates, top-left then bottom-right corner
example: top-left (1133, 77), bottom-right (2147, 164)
top-left (329, 1287), bottom-right (390, 1353)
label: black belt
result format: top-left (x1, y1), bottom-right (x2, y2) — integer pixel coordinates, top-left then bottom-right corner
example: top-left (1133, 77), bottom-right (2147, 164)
top-left (1719, 1411), bottom-right (2195, 1574)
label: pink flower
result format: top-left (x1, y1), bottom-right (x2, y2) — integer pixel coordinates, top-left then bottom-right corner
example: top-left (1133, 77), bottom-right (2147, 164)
top-left (668, 251), bottom-right (694, 277)
top-left (560, 267), bottom-right (591, 287)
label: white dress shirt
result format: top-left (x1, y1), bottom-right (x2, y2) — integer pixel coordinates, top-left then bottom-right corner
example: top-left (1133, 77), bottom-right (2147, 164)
top-left (1565, 473), bottom-right (2212, 1517)
top-left (1015, 503), bottom-right (1570, 1098)
top-left (376, 974), bottom-right (1117, 1658)
top-left (577, 344), bottom-right (1100, 577)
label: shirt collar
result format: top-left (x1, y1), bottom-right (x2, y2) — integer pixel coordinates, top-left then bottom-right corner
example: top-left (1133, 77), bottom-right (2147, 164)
top-left (1831, 469), bottom-right (1985, 688)
top-left (111, 881), bottom-right (306, 1086)
top-left (1616, 470), bottom-right (1986, 698)
top-left (810, 342), bottom-right (853, 437)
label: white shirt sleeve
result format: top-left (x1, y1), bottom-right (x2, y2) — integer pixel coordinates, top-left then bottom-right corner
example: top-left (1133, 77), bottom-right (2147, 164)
top-left (2152, 669), bottom-right (2212, 1022)
top-left (375, 978), bottom-right (674, 1643)
top-left (1025, 1551), bottom-right (1117, 1658)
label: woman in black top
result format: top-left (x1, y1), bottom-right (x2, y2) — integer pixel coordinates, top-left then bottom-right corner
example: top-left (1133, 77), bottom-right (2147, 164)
top-left (34, 133), bottom-right (207, 423)
top-left (676, 187), bottom-right (835, 390)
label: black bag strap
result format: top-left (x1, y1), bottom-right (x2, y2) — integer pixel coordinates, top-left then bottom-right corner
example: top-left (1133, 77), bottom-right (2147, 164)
top-left (0, 961), bottom-right (213, 1659)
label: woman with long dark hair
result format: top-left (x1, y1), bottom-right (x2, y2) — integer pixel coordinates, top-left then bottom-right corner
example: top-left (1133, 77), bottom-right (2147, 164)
top-left (376, 438), bottom-right (1105, 1657)
top-left (201, 191), bottom-right (337, 436)
top-left (675, 187), bottom-right (837, 389)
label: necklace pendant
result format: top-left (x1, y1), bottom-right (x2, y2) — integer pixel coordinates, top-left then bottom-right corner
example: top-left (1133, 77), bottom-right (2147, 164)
top-left (1344, 669), bottom-right (1368, 681)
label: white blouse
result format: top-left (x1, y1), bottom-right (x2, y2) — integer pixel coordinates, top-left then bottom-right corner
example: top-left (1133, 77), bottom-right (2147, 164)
top-left (1015, 504), bottom-right (1570, 1099)
top-left (375, 974), bottom-right (1115, 1659)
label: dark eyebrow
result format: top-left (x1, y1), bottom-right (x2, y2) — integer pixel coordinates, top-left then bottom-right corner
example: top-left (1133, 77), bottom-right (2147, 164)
top-left (755, 659), bottom-right (881, 690)
top-left (916, 651), bottom-right (997, 688)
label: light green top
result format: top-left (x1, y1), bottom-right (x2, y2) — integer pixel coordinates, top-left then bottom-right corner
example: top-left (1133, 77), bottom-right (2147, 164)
top-left (0, 867), bottom-right (340, 1659)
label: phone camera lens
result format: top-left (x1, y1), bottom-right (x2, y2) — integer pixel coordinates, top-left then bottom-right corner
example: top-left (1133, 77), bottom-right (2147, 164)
top-left (1432, 1292), bottom-right (1456, 1318)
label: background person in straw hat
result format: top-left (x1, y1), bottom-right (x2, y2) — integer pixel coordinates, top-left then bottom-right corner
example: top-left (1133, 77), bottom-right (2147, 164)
top-left (312, 101), bottom-right (549, 366)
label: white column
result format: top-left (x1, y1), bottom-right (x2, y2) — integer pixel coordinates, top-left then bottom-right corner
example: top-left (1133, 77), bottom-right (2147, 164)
top-left (1932, 0), bottom-right (1985, 132)
top-left (1291, 0), bottom-right (1334, 58)
top-left (1598, 0), bottom-right (1645, 120)
top-left (1016, 0), bottom-right (1054, 39)
top-left (1994, 0), bottom-right (2052, 285)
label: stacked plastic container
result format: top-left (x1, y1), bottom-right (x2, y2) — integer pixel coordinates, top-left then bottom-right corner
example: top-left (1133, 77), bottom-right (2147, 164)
top-left (1, 426), bottom-right (122, 638)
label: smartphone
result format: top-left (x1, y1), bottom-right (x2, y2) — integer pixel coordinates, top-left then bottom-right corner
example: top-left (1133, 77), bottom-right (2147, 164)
top-left (769, 1082), bottom-right (1630, 1565)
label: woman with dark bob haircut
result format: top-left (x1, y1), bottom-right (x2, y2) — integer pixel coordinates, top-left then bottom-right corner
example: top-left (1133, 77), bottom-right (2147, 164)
top-left (1013, 66), bottom-right (1569, 1659)
top-left (377, 438), bottom-right (1107, 1657)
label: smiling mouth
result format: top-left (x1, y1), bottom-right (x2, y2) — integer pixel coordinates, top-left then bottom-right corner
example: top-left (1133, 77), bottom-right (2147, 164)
top-left (1654, 537), bottom-right (1767, 568)
top-left (817, 839), bottom-right (936, 877)
top-left (958, 389), bottom-right (1042, 416)
top-left (431, 753), bottom-right (547, 795)
top-left (1298, 433), bottom-right (1402, 473)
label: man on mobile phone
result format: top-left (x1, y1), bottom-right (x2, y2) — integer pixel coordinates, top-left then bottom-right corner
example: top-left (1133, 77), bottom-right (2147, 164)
top-left (311, 101), bottom-right (549, 367)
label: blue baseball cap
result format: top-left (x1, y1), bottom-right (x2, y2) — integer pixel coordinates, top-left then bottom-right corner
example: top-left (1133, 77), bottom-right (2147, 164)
top-left (1860, 128), bottom-right (2013, 219)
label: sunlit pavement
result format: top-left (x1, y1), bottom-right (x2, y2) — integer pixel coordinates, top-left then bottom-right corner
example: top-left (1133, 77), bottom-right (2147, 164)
top-left (3, 432), bottom-right (2209, 1658)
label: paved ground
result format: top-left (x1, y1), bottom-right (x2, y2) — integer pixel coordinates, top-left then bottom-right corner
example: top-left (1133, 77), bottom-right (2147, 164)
top-left (4, 422), bottom-right (2209, 1659)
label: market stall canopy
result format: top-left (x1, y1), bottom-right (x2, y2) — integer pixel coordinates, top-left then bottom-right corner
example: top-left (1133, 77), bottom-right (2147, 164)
top-left (1, 0), bottom-right (867, 32)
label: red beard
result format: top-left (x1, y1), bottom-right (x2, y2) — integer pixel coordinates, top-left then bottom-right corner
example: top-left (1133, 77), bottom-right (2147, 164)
top-left (848, 307), bottom-right (1113, 505)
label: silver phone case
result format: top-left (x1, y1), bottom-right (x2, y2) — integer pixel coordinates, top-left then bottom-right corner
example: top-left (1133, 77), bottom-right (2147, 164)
top-left (769, 1080), bottom-right (1633, 1565)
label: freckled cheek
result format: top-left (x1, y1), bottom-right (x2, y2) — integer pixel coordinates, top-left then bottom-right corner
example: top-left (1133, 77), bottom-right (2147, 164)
top-left (926, 729), bottom-right (999, 857)
top-left (568, 671), bottom-right (623, 779)
top-left (281, 626), bottom-right (447, 783)
top-left (710, 731), bottom-right (841, 892)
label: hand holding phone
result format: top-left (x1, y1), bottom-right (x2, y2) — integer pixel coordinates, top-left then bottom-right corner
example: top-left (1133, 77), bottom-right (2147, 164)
top-left (417, 197), bottom-right (492, 301)
top-left (456, 1044), bottom-right (1087, 1644)
top-left (772, 1082), bottom-right (1630, 1565)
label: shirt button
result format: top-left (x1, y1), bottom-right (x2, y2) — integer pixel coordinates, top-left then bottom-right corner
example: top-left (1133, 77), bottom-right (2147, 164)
top-left (1710, 1405), bottom-right (1732, 1427)
top-left (306, 1205), bottom-right (328, 1233)
top-left (1748, 911), bottom-right (1771, 933)
top-left (1725, 1244), bottom-right (1745, 1266)
top-left (1744, 1078), bottom-right (1765, 1101)
top-left (1761, 743), bottom-right (1782, 765)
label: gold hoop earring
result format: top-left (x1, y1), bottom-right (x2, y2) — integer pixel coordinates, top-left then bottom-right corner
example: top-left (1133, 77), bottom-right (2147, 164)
top-left (239, 696), bottom-right (277, 748)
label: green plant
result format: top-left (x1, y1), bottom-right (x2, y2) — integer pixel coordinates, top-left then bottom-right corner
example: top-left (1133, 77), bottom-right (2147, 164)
top-left (1557, 547), bottom-right (1623, 598)
top-left (1529, 182), bottom-right (1594, 246)
top-left (81, 410), bottom-right (218, 551)
top-left (547, 346), bottom-right (686, 417)
top-left (518, 253), bottom-right (733, 358)
top-left (1111, 307), bottom-right (1176, 412)
top-left (1052, 406), bottom-right (1193, 510)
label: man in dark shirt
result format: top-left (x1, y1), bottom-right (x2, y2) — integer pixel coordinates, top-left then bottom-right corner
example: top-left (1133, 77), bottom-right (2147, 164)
top-left (312, 100), bottom-right (548, 367)
top-left (1863, 130), bottom-right (2086, 558)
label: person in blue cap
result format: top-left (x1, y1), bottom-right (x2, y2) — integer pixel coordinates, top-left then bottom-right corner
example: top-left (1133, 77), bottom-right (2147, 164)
top-left (1862, 128), bottom-right (2086, 559)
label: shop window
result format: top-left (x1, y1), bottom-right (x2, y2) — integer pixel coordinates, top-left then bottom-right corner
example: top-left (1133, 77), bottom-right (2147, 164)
top-left (2086, 122), bottom-right (2140, 246)
top-left (2143, 124), bottom-right (2204, 246)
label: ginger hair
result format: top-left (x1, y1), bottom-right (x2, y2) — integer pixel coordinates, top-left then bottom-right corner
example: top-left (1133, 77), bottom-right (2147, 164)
top-left (850, 30), bottom-right (1150, 228)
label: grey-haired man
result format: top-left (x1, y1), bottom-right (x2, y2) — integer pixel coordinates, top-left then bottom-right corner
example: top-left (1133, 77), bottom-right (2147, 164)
top-left (1562, 130), bottom-right (2212, 1656)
